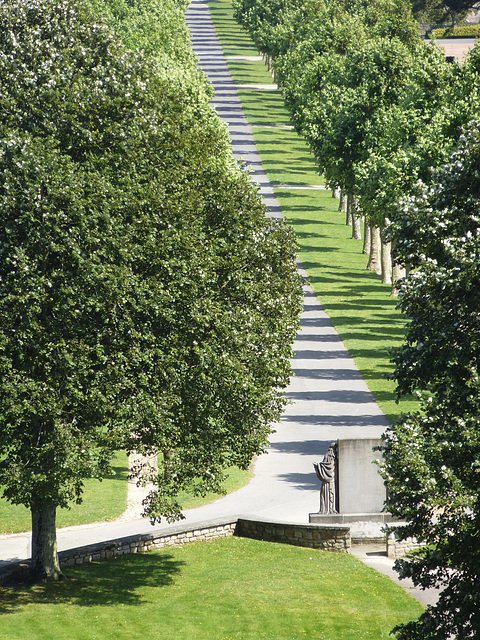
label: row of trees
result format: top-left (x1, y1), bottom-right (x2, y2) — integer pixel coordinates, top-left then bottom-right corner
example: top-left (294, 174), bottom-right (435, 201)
top-left (0, 0), bottom-right (302, 581)
top-left (233, 0), bottom-right (480, 637)
top-left (234, 0), bottom-right (480, 291)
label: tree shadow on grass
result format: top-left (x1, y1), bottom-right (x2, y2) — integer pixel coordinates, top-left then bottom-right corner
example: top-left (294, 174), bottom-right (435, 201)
top-left (0, 553), bottom-right (184, 614)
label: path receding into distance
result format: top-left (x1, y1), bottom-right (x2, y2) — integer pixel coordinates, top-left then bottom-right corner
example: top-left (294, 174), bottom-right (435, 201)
top-left (0, 0), bottom-right (388, 566)
top-left (185, 0), bottom-right (391, 503)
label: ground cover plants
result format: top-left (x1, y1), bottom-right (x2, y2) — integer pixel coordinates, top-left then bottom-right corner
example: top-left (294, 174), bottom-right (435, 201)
top-left (207, 0), bottom-right (417, 422)
top-left (0, 537), bottom-right (424, 640)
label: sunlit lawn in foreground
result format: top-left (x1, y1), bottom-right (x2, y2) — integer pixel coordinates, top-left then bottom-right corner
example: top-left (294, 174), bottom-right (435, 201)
top-left (0, 537), bottom-right (423, 640)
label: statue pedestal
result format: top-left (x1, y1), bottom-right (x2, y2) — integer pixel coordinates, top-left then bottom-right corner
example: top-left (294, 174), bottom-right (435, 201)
top-left (310, 439), bottom-right (392, 540)
top-left (308, 512), bottom-right (398, 542)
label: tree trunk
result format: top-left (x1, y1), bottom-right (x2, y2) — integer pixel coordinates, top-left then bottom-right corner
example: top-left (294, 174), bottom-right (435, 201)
top-left (367, 225), bottom-right (382, 273)
top-left (381, 228), bottom-right (392, 285)
top-left (348, 194), bottom-right (361, 240)
top-left (391, 262), bottom-right (406, 297)
top-left (363, 218), bottom-right (371, 255)
top-left (31, 501), bottom-right (63, 581)
top-left (338, 190), bottom-right (348, 217)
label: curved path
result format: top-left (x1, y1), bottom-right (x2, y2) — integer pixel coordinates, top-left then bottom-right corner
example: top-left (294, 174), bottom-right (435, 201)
top-left (0, 0), bottom-right (388, 566)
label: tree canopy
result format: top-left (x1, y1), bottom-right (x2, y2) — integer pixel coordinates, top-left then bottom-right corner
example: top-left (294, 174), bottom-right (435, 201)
top-left (232, 0), bottom-right (480, 634)
top-left (411, 0), bottom-right (480, 27)
top-left (0, 0), bottom-right (302, 580)
top-left (381, 124), bottom-right (480, 639)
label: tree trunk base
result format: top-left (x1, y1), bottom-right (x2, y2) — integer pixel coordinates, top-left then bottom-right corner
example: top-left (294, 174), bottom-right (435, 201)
top-left (31, 502), bottom-right (63, 583)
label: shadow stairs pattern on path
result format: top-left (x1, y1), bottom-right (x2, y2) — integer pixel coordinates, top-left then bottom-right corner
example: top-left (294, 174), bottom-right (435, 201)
top-left (0, 0), bottom-right (440, 608)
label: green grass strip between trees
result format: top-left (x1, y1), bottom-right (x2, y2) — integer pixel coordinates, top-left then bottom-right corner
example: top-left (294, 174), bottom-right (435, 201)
top-left (208, 0), bottom-right (417, 423)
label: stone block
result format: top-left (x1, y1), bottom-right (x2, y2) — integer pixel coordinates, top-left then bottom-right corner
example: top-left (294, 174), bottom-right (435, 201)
top-left (338, 439), bottom-right (385, 514)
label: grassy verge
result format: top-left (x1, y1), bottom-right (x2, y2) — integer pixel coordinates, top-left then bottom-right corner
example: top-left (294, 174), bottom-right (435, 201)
top-left (0, 462), bottom-right (251, 535)
top-left (178, 466), bottom-right (252, 510)
top-left (0, 452), bottom-right (129, 535)
top-left (208, 0), bottom-right (417, 423)
top-left (0, 537), bottom-right (424, 639)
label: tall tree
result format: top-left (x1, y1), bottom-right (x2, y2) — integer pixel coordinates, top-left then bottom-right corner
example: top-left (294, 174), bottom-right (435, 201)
top-left (381, 124), bottom-right (480, 639)
top-left (0, 0), bottom-right (302, 581)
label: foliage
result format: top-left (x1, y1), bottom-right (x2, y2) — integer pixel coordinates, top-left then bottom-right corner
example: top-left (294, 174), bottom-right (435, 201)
top-left (381, 125), bottom-right (480, 639)
top-left (89, 0), bottom-right (192, 63)
top-left (0, 0), bottom-right (302, 579)
top-left (209, 0), bottom-right (420, 421)
top-left (285, 36), bottom-right (424, 208)
top-left (236, 0), bottom-right (423, 228)
top-left (230, 0), bottom-right (480, 633)
top-left (0, 452), bottom-right (129, 534)
top-left (355, 42), bottom-right (456, 226)
top-left (413, 0), bottom-right (480, 26)
top-left (431, 23), bottom-right (480, 36)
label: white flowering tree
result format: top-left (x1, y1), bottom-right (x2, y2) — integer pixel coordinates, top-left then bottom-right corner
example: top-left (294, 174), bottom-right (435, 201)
top-left (0, 0), bottom-right (302, 581)
top-left (381, 125), bottom-right (480, 639)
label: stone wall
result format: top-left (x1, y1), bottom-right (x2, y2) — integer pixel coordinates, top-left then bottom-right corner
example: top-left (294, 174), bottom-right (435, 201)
top-left (60, 519), bottom-right (238, 568)
top-left (237, 518), bottom-right (351, 552)
top-left (0, 517), bottom-right (352, 584)
top-left (386, 532), bottom-right (426, 559)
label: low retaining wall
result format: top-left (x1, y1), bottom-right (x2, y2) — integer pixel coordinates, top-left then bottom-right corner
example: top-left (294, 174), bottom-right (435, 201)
top-left (237, 517), bottom-right (351, 552)
top-left (61, 519), bottom-right (238, 567)
top-left (387, 532), bottom-right (426, 559)
top-left (0, 517), bottom-right (352, 584)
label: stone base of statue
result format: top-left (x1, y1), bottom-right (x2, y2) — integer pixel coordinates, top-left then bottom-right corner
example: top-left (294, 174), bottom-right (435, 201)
top-left (309, 512), bottom-right (395, 524)
top-left (308, 511), bottom-right (399, 541)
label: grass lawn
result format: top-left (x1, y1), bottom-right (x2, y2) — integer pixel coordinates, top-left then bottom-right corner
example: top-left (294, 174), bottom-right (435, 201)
top-left (207, 0), bottom-right (418, 423)
top-left (0, 451), bottom-right (129, 535)
top-left (0, 537), bottom-right (424, 640)
top-left (0, 463), bottom-right (251, 535)
top-left (177, 465), bottom-right (252, 510)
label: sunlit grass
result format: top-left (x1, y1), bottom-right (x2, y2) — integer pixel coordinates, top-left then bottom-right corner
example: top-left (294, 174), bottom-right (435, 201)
top-left (0, 451), bottom-right (129, 535)
top-left (252, 128), bottom-right (324, 186)
top-left (0, 537), bottom-right (424, 640)
top-left (275, 188), bottom-right (415, 421)
top-left (206, 0), bottom-right (258, 56)
top-left (178, 466), bottom-right (252, 510)
top-left (0, 463), bottom-right (251, 535)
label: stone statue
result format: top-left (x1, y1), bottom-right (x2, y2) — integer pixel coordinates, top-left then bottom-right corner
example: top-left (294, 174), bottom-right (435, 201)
top-left (314, 442), bottom-right (338, 514)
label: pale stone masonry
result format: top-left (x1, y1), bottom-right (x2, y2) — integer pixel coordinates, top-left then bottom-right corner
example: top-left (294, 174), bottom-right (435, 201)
top-left (237, 518), bottom-right (351, 553)
top-left (386, 532), bottom-right (427, 559)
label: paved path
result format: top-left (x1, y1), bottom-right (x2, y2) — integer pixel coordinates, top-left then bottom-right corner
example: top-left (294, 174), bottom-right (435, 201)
top-left (434, 37), bottom-right (476, 61)
top-left (0, 0), bottom-right (439, 607)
